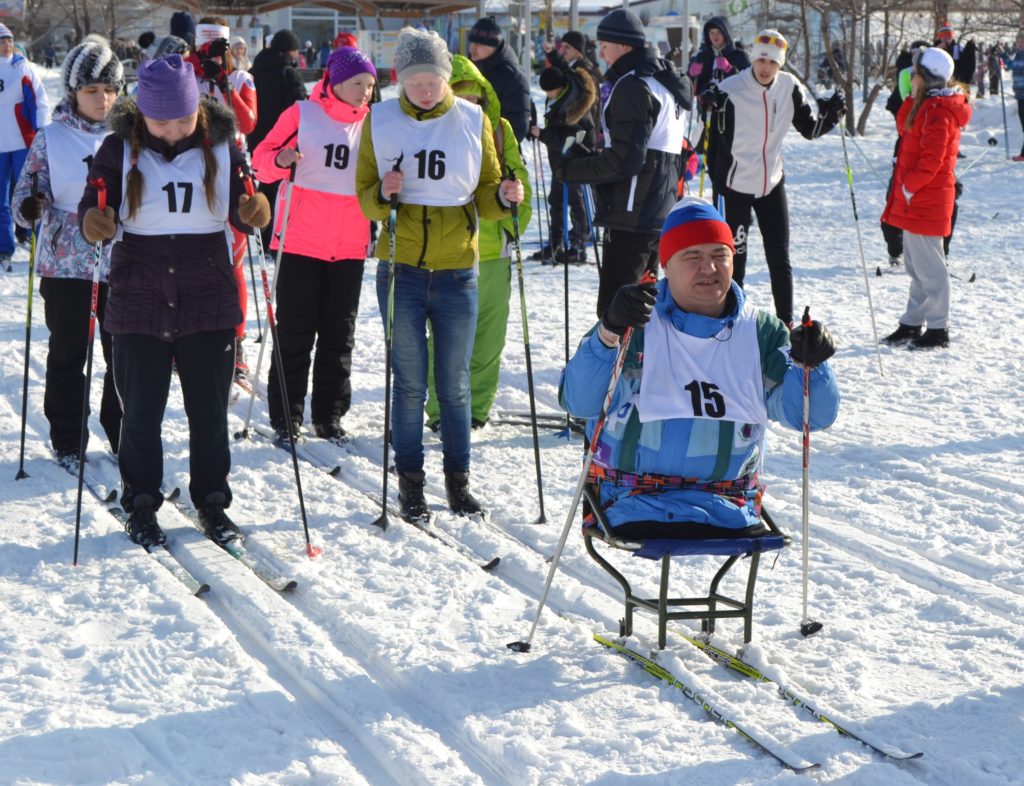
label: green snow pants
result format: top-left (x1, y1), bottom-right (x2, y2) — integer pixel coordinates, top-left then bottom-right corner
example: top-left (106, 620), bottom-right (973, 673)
top-left (426, 256), bottom-right (511, 426)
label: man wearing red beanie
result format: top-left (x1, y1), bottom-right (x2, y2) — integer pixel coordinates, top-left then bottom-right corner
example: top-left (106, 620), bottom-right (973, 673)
top-left (560, 197), bottom-right (840, 538)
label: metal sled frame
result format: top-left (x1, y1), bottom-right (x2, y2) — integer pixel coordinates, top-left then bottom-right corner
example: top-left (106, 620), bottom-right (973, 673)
top-left (582, 487), bottom-right (789, 648)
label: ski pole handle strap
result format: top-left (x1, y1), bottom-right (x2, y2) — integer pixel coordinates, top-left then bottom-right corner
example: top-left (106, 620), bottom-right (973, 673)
top-left (90, 177), bottom-right (107, 211)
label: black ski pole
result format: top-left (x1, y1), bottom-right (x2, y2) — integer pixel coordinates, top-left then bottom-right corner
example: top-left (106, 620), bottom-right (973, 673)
top-left (999, 69), bottom-right (1011, 159)
top-left (243, 230), bottom-right (264, 342)
top-left (240, 172), bottom-right (320, 559)
top-left (535, 137), bottom-right (550, 253)
top-left (15, 173), bottom-right (39, 481)
top-left (72, 177), bottom-right (107, 566)
top-left (531, 137), bottom-right (548, 256)
top-left (508, 270), bottom-right (656, 654)
top-left (506, 170), bottom-right (546, 524)
top-left (374, 155), bottom-right (404, 531)
top-left (798, 306), bottom-right (822, 637)
top-left (237, 161), bottom-right (298, 438)
top-left (582, 183), bottom-right (602, 274)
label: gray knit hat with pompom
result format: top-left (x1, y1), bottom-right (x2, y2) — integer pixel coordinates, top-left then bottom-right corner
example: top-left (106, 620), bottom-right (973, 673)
top-left (393, 27), bottom-right (452, 82)
top-left (62, 35), bottom-right (124, 98)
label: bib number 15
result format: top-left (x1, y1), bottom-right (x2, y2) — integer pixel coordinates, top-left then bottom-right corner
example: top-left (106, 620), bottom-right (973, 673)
top-left (683, 380), bottom-right (726, 418)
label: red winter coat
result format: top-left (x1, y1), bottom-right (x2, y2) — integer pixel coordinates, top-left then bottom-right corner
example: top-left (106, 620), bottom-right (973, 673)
top-left (881, 92), bottom-right (971, 237)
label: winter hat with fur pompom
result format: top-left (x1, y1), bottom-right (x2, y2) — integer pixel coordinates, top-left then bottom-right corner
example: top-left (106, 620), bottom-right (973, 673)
top-left (62, 35), bottom-right (124, 98)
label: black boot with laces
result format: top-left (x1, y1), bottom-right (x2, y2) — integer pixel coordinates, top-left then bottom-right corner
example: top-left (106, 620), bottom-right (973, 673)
top-left (398, 470), bottom-right (430, 524)
top-left (445, 471), bottom-right (485, 517)
top-left (125, 495), bottom-right (165, 548)
top-left (197, 492), bottom-right (243, 547)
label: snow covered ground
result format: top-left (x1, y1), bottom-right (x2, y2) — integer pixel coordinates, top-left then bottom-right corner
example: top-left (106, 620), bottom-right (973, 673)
top-left (1, 68), bottom-right (1022, 785)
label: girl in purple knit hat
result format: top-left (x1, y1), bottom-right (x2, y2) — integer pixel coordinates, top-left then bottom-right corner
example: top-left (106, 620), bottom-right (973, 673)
top-left (251, 46), bottom-right (376, 445)
top-left (78, 54), bottom-right (272, 550)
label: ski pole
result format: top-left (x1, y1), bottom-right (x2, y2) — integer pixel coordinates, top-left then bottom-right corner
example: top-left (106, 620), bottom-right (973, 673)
top-left (15, 173), bottom-right (39, 481)
top-left (531, 137), bottom-right (548, 256)
top-left (243, 231), bottom-right (264, 342)
top-left (72, 177), bottom-right (107, 566)
top-left (373, 154), bottom-right (404, 532)
top-left (535, 137), bottom-right (549, 254)
top-left (506, 169), bottom-right (546, 524)
top-left (508, 271), bottom-right (656, 654)
top-left (238, 172), bottom-right (320, 559)
top-left (582, 184), bottom-right (602, 274)
top-left (956, 137), bottom-right (998, 179)
top-left (798, 306), bottom-right (822, 637)
top-left (843, 130), bottom-right (887, 189)
top-left (237, 160), bottom-right (298, 438)
top-left (838, 124), bottom-right (884, 377)
top-left (698, 113), bottom-right (712, 198)
top-left (999, 69), bottom-right (1011, 159)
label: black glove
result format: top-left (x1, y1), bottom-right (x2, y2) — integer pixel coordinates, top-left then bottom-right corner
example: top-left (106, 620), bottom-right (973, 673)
top-left (207, 38), bottom-right (228, 59)
top-left (602, 281), bottom-right (658, 336)
top-left (556, 141), bottom-right (591, 181)
top-left (818, 91), bottom-right (846, 121)
top-left (19, 193), bottom-right (44, 223)
top-left (790, 320), bottom-right (836, 368)
top-left (201, 57), bottom-right (224, 82)
top-left (700, 84), bottom-right (726, 113)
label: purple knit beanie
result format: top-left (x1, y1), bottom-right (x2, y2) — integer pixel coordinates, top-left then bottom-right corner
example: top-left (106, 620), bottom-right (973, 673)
top-left (327, 46), bottom-right (377, 86)
top-left (136, 54), bottom-right (199, 120)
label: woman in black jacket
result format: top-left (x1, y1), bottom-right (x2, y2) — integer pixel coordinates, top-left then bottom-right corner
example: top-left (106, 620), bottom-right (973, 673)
top-left (247, 30), bottom-right (308, 246)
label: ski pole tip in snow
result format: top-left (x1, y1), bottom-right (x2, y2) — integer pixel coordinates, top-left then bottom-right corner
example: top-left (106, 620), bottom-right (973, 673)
top-left (988, 136), bottom-right (998, 146)
top-left (506, 640), bottom-right (531, 653)
top-left (306, 543), bottom-right (322, 559)
top-left (800, 620), bottom-right (824, 637)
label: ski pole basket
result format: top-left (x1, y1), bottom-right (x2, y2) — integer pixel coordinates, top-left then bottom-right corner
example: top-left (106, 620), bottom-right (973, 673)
top-left (582, 485), bottom-right (789, 648)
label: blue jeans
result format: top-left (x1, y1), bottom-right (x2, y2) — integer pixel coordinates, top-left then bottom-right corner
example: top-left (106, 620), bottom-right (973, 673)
top-left (376, 261), bottom-right (478, 474)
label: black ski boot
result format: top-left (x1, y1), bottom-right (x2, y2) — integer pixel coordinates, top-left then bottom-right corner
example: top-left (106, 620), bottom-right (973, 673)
top-left (313, 419), bottom-right (348, 445)
top-left (272, 418), bottom-right (302, 447)
top-left (445, 471), bottom-right (485, 517)
top-left (881, 323), bottom-right (923, 345)
top-left (125, 494), bottom-right (165, 548)
top-left (56, 449), bottom-right (81, 474)
top-left (197, 492), bottom-right (243, 547)
top-left (909, 328), bottom-right (949, 350)
top-left (398, 470), bottom-right (430, 524)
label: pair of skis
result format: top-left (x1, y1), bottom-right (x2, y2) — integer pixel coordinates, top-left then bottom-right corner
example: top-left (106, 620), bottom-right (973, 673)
top-left (595, 631), bottom-right (922, 771)
top-left (489, 410), bottom-right (585, 435)
top-left (68, 454), bottom-right (296, 595)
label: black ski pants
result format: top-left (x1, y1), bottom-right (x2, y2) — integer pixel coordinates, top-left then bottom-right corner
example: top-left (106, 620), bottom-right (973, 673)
top-left (714, 181), bottom-right (793, 325)
top-left (40, 277), bottom-right (121, 455)
top-left (596, 227), bottom-right (660, 320)
top-left (267, 253), bottom-right (365, 430)
top-left (113, 329), bottom-right (234, 512)
top-left (548, 173), bottom-right (587, 252)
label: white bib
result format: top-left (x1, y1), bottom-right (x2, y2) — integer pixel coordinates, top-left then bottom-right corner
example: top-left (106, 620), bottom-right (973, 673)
top-left (602, 71), bottom-right (686, 153)
top-left (296, 101), bottom-right (363, 195)
top-left (118, 143), bottom-right (230, 236)
top-left (45, 122), bottom-right (107, 213)
top-left (371, 99), bottom-right (483, 207)
top-left (637, 302), bottom-right (768, 425)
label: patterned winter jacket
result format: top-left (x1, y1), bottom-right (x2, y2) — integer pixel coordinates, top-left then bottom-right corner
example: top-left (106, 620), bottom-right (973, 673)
top-left (559, 280), bottom-right (840, 532)
top-left (13, 101), bottom-right (112, 281)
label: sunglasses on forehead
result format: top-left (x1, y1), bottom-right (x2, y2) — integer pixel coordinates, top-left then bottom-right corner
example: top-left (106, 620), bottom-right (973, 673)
top-left (754, 33), bottom-right (788, 49)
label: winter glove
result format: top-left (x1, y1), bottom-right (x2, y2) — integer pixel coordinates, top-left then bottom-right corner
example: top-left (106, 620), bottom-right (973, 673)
top-left (688, 61), bottom-right (703, 77)
top-left (713, 55), bottom-right (733, 74)
top-left (789, 320), bottom-right (836, 368)
top-left (556, 140), bottom-right (592, 181)
top-left (82, 206), bottom-right (117, 243)
top-left (19, 193), bottom-right (45, 223)
top-left (818, 91), bottom-right (846, 121)
top-left (601, 281), bottom-right (658, 336)
top-left (207, 38), bottom-right (228, 59)
top-left (700, 84), bottom-right (726, 113)
top-left (237, 193), bottom-right (271, 228)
